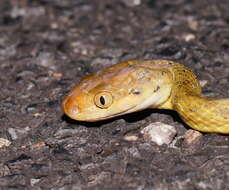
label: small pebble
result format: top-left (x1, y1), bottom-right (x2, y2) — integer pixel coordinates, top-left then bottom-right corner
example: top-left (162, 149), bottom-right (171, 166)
top-left (33, 112), bottom-right (43, 117)
top-left (123, 134), bottom-right (139, 142)
top-left (32, 141), bottom-right (46, 149)
top-left (8, 127), bottom-right (30, 140)
top-left (30, 178), bottom-right (41, 186)
top-left (124, 147), bottom-right (141, 158)
top-left (50, 22), bottom-right (59, 29)
top-left (10, 7), bottom-right (26, 18)
top-left (183, 129), bottom-right (203, 146)
top-left (183, 33), bottom-right (196, 42)
top-left (0, 164), bottom-right (10, 177)
top-left (51, 72), bottom-right (63, 79)
top-left (8, 128), bottom-right (18, 140)
top-left (188, 20), bottom-right (199, 31)
top-left (0, 138), bottom-right (11, 148)
top-left (122, 0), bottom-right (141, 7)
top-left (36, 52), bottom-right (56, 70)
top-left (199, 80), bottom-right (208, 87)
top-left (140, 122), bottom-right (177, 146)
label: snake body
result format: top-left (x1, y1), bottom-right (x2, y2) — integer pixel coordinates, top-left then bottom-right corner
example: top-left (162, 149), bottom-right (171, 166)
top-left (62, 60), bottom-right (229, 133)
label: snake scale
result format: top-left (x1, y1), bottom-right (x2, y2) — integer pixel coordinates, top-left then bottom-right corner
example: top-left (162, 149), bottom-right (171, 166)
top-left (62, 60), bottom-right (229, 133)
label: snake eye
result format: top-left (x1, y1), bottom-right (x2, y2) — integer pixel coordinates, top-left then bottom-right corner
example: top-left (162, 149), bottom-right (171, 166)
top-left (94, 91), bottom-right (113, 109)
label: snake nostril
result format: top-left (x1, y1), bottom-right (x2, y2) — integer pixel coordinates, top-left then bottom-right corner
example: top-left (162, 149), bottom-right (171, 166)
top-left (61, 96), bottom-right (79, 116)
top-left (70, 104), bottom-right (79, 115)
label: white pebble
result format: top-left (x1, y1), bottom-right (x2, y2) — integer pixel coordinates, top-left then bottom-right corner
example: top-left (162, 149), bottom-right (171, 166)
top-left (140, 122), bottom-right (177, 146)
top-left (0, 138), bottom-right (11, 148)
top-left (122, 0), bottom-right (141, 6)
top-left (30, 178), bottom-right (41, 186)
top-left (199, 80), bottom-right (208, 87)
top-left (123, 134), bottom-right (139, 142)
top-left (183, 33), bottom-right (196, 42)
top-left (183, 129), bottom-right (203, 145)
top-left (8, 128), bottom-right (18, 140)
top-left (8, 127), bottom-right (30, 140)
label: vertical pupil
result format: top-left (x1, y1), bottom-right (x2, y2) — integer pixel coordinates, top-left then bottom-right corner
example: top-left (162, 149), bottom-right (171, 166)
top-left (100, 96), bottom-right (105, 105)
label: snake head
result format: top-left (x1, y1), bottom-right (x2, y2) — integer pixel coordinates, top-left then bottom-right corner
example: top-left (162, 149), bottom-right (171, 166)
top-left (62, 61), bottom-right (173, 121)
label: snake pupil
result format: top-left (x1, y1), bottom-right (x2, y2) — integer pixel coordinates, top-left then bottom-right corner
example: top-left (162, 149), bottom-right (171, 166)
top-left (100, 96), bottom-right (105, 105)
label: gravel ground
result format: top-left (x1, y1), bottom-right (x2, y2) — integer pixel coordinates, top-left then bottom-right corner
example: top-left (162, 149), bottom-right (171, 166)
top-left (0, 0), bottom-right (229, 189)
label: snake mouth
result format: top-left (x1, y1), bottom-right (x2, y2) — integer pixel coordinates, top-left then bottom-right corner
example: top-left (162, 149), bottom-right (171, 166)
top-left (79, 105), bottom-right (147, 122)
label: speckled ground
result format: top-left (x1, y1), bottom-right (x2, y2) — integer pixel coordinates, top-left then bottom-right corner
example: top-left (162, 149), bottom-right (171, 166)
top-left (0, 0), bottom-right (229, 189)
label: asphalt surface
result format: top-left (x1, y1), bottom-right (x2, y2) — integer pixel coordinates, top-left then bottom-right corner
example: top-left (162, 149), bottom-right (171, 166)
top-left (0, 0), bottom-right (229, 189)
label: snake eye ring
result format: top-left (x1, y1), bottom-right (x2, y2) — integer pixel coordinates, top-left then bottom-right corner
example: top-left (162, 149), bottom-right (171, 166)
top-left (94, 91), bottom-right (113, 109)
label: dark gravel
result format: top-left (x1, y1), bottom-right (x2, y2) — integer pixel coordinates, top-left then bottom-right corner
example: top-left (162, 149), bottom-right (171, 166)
top-left (0, 0), bottom-right (229, 189)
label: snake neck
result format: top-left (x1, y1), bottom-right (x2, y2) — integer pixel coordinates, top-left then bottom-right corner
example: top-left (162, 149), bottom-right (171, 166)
top-left (161, 62), bottom-right (229, 133)
top-left (141, 60), bottom-right (229, 134)
top-left (173, 94), bottom-right (229, 133)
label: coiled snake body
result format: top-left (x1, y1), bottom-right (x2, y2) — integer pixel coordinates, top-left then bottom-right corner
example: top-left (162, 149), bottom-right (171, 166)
top-left (62, 60), bottom-right (229, 133)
